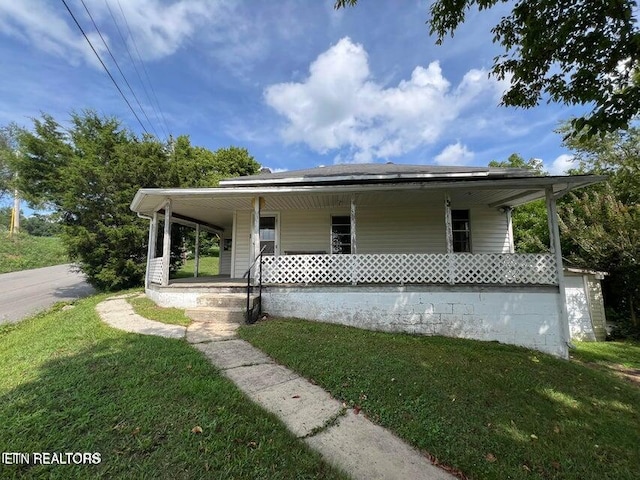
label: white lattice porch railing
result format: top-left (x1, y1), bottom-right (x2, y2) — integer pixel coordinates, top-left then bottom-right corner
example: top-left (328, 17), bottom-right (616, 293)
top-left (261, 253), bottom-right (558, 286)
top-left (149, 257), bottom-right (164, 284)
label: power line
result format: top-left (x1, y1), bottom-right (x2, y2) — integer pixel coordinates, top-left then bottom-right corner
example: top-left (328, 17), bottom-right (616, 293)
top-left (79, 0), bottom-right (159, 138)
top-left (59, 0), bottom-right (149, 135)
top-left (116, 0), bottom-right (171, 140)
top-left (104, 0), bottom-right (168, 140)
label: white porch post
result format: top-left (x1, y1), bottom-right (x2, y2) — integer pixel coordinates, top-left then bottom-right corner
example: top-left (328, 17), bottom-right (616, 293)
top-left (145, 211), bottom-right (158, 288)
top-left (350, 195), bottom-right (357, 285)
top-left (545, 187), bottom-right (570, 351)
top-left (194, 224), bottom-right (200, 278)
top-left (350, 195), bottom-right (357, 254)
top-left (444, 193), bottom-right (454, 284)
top-left (162, 199), bottom-right (172, 286)
top-left (505, 207), bottom-right (515, 254)
top-left (250, 196), bottom-right (261, 282)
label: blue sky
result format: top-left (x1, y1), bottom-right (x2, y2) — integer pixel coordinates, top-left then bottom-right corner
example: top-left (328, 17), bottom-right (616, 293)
top-left (1, 0), bottom-right (587, 184)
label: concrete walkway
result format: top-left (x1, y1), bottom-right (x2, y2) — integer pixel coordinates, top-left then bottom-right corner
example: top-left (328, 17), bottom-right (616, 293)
top-left (96, 296), bottom-right (455, 480)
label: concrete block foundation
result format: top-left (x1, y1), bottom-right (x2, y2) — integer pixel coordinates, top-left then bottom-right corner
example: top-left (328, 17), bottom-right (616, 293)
top-left (262, 285), bottom-right (567, 358)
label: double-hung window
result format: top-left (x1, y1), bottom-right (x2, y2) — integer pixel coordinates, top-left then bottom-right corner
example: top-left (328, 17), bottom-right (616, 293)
top-left (331, 216), bottom-right (351, 254)
top-left (259, 216), bottom-right (276, 255)
top-left (451, 210), bottom-right (471, 253)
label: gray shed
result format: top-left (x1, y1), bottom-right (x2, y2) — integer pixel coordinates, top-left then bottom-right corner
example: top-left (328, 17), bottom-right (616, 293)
top-left (564, 268), bottom-right (607, 341)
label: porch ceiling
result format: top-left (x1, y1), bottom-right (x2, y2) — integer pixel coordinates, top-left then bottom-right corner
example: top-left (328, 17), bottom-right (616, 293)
top-left (131, 175), bottom-right (604, 227)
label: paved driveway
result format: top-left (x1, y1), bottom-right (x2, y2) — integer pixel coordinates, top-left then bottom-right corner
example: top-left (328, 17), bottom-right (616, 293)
top-left (0, 264), bottom-right (95, 324)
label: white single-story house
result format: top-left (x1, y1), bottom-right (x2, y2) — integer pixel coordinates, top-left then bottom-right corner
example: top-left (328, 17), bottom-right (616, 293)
top-left (130, 164), bottom-right (604, 358)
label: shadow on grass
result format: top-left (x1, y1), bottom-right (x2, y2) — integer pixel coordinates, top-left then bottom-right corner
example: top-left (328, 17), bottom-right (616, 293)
top-left (240, 319), bottom-right (640, 480)
top-left (0, 328), bottom-right (344, 479)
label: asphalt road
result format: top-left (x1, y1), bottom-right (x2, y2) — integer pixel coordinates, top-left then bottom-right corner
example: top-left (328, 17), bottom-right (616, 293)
top-left (0, 264), bottom-right (95, 324)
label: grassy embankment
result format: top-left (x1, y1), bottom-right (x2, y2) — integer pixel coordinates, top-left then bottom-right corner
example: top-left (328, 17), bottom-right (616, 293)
top-left (0, 233), bottom-right (67, 273)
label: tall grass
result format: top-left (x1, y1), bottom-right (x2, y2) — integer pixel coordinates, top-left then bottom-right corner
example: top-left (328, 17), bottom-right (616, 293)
top-left (0, 233), bottom-right (67, 273)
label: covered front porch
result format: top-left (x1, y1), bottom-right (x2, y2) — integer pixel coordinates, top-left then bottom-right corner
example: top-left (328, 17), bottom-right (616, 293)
top-left (137, 183), bottom-right (569, 290)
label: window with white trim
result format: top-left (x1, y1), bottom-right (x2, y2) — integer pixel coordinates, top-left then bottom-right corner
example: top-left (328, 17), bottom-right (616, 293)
top-left (259, 216), bottom-right (276, 255)
top-left (331, 216), bottom-right (351, 254)
top-left (451, 210), bottom-right (471, 253)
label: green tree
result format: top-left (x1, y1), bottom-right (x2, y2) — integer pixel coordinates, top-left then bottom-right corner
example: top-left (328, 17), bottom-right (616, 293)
top-left (22, 213), bottom-right (62, 237)
top-left (558, 125), bottom-right (640, 331)
top-left (0, 123), bottom-right (22, 200)
top-left (489, 154), bottom-right (549, 252)
top-left (171, 136), bottom-right (259, 187)
top-left (561, 186), bottom-right (639, 329)
top-left (14, 111), bottom-right (259, 291)
top-left (336, 0), bottom-right (640, 137)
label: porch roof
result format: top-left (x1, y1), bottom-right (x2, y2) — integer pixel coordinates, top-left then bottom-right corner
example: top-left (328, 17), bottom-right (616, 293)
top-left (130, 167), bottom-right (604, 232)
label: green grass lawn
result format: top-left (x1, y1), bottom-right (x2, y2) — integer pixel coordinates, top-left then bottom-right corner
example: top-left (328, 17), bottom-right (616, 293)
top-left (0, 299), bottom-right (346, 479)
top-left (239, 318), bottom-right (640, 480)
top-left (571, 341), bottom-right (640, 370)
top-left (0, 233), bottom-right (67, 273)
top-left (127, 294), bottom-right (192, 327)
top-left (173, 256), bottom-right (219, 279)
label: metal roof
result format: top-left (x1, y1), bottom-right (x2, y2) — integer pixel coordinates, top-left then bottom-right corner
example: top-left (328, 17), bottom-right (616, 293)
top-left (220, 163), bottom-right (541, 187)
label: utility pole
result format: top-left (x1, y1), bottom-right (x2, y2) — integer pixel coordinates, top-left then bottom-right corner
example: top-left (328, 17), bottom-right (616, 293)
top-left (9, 158), bottom-right (19, 237)
top-left (10, 189), bottom-right (19, 237)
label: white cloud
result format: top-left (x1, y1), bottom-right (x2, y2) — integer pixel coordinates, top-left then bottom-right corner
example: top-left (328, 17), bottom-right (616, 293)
top-left (264, 37), bottom-right (506, 163)
top-left (434, 142), bottom-right (475, 166)
top-left (547, 154), bottom-right (577, 175)
top-left (0, 0), bottom-right (221, 67)
top-left (110, 0), bottom-right (220, 61)
top-left (0, 0), bottom-right (108, 68)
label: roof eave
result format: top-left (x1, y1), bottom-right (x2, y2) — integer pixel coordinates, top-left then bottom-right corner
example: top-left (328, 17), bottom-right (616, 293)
top-left (130, 174), bottom-right (606, 214)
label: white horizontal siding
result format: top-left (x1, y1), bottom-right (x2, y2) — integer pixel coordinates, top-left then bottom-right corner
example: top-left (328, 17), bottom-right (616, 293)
top-left (468, 206), bottom-right (510, 253)
top-left (232, 211), bottom-right (251, 277)
top-left (231, 202), bottom-right (511, 272)
top-left (280, 209), bottom-right (336, 254)
top-left (357, 205), bottom-right (446, 253)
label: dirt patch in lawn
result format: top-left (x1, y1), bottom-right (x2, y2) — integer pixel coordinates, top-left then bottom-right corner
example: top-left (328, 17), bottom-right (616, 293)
top-left (608, 364), bottom-right (640, 386)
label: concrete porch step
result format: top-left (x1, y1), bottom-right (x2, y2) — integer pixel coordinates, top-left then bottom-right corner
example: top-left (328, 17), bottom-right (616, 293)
top-left (185, 307), bottom-right (246, 324)
top-left (197, 293), bottom-right (258, 309)
top-left (186, 293), bottom-right (261, 324)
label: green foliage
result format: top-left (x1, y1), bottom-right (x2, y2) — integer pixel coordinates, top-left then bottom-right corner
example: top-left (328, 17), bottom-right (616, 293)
top-left (559, 125), bottom-right (640, 331)
top-left (1, 208), bottom-right (63, 237)
top-left (0, 233), bottom-right (67, 273)
top-left (0, 206), bottom-right (13, 231)
top-left (0, 123), bottom-right (21, 200)
top-left (241, 318), bottom-right (640, 480)
top-left (560, 186), bottom-right (640, 329)
top-left (489, 153), bottom-right (545, 174)
top-left (489, 154), bottom-right (549, 252)
top-left (337, 0), bottom-right (640, 137)
top-left (21, 212), bottom-right (63, 237)
top-left (14, 111), bottom-right (260, 291)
